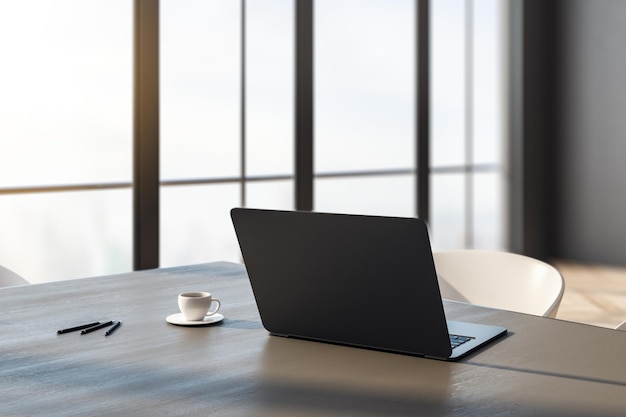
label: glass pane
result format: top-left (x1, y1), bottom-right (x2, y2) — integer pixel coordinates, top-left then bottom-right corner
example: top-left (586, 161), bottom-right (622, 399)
top-left (246, 0), bottom-right (294, 177)
top-left (0, 190), bottom-right (132, 283)
top-left (161, 184), bottom-right (241, 267)
top-left (472, 0), bottom-right (505, 165)
top-left (430, 173), bottom-right (465, 250)
top-left (315, 0), bottom-right (414, 173)
top-left (315, 175), bottom-right (414, 217)
top-left (473, 172), bottom-right (504, 249)
top-left (0, 1), bottom-right (132, 187)
top-left (246, 180), bottom-right (294, 210)
top-left (161, 0), bottom-right (241, 180)
top-left (431, 0), bottom-right (466, 168)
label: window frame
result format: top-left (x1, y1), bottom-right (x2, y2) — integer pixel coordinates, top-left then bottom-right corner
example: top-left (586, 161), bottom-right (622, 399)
top-left (0, 0), bottom-right (510, 274)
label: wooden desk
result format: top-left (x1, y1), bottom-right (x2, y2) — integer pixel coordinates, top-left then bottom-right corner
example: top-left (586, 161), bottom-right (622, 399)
top-left (2, 262), bottom-right (626, 416)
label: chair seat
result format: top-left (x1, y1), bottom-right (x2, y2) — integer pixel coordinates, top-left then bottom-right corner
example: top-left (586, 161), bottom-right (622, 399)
top-left (0, 265), bottom-right (29, 287)
top-left (433, 250), bottom-right (564, 318)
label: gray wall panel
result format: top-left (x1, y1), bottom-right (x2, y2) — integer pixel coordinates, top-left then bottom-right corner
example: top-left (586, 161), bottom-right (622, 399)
top-left (552, 0), bottom-right (626, 265)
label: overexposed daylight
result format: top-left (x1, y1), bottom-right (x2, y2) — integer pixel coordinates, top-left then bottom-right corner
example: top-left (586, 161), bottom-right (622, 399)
top-left (0, 0), bottom-right (506, 282)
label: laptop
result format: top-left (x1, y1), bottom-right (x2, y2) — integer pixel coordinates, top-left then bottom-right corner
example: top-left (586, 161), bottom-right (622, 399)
top-left (231, 208), bottom-right (507, 361)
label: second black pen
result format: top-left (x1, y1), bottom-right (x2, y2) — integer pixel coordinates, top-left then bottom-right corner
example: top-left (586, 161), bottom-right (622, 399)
top-left (80, 321), bottom-right (114, 335)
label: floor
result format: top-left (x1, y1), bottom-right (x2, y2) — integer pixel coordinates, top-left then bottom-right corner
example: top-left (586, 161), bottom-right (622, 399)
top-left (551, 259), bottom-right (626, 329)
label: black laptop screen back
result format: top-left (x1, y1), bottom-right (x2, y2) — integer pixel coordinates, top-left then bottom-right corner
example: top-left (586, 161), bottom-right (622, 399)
top-left (231, 208), bottom-right (452, 358)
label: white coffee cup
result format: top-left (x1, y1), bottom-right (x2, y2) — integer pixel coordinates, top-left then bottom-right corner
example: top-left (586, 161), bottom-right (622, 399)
top-left (178, 291), bottom-right (221, 321)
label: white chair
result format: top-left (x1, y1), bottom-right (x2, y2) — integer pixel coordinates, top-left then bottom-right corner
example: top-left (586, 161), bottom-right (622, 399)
top-left (0, 265), bottom-right (29, 287)
top-left (433, 250), bottom-right (564, 318)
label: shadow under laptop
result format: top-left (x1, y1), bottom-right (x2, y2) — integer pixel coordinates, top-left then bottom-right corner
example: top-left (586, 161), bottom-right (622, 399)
top-left (255, 336), bottom-right (455, 416)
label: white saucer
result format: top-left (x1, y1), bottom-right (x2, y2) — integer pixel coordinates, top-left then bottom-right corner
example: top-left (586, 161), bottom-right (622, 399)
top-left (166, 313), bottom-right (224, 326)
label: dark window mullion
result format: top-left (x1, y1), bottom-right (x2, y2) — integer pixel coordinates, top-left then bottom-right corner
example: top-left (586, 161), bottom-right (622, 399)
top-left (416, 0), bottom-right (430, 221)
top-left (133, 0), bottom-right (160, 270)
top-left (295, 0), bottom-right (314, 211)
top-left (241, 0), bottom-right (247, 207)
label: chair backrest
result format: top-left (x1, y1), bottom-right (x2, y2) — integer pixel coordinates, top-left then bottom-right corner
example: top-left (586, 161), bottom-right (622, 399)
top-left (0, 265), bottom-right (29, 288)
top-left (433, 250), bottom-right (564, 318)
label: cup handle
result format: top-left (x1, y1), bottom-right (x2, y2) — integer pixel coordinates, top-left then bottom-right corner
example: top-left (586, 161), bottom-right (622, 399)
top-left (206, 299), bottom-right (221, 316)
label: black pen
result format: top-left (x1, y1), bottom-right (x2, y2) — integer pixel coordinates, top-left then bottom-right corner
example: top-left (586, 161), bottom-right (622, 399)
top-left (57, 322), bottom-right (101, 334)
top-left (80, 321), bottom-right (114, 335)
top-left (104, 321), bottom-right (122, 336)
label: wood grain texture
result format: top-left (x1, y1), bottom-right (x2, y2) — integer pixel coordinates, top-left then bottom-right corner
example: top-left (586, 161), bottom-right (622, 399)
top-left (553, 259), bottom-right (626, 328)
top-left (2, 262), bottom-right (626, 416)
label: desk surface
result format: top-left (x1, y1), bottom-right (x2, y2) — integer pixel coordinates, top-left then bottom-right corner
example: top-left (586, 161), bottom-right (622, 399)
top-left (2, 262), bottom-right (626, 416)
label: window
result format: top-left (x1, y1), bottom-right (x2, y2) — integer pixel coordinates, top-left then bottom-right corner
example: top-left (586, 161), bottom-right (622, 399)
top-left (160, 0), bottom-right (242, 266)
top-left (1, 0), bottom-right (508, 282)
top-left (315, 0), bottom-right (415, 218)
top-left (0, 1), bottom-right (132, 283)
top-left (430, 0), bottom-right (507, 250)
